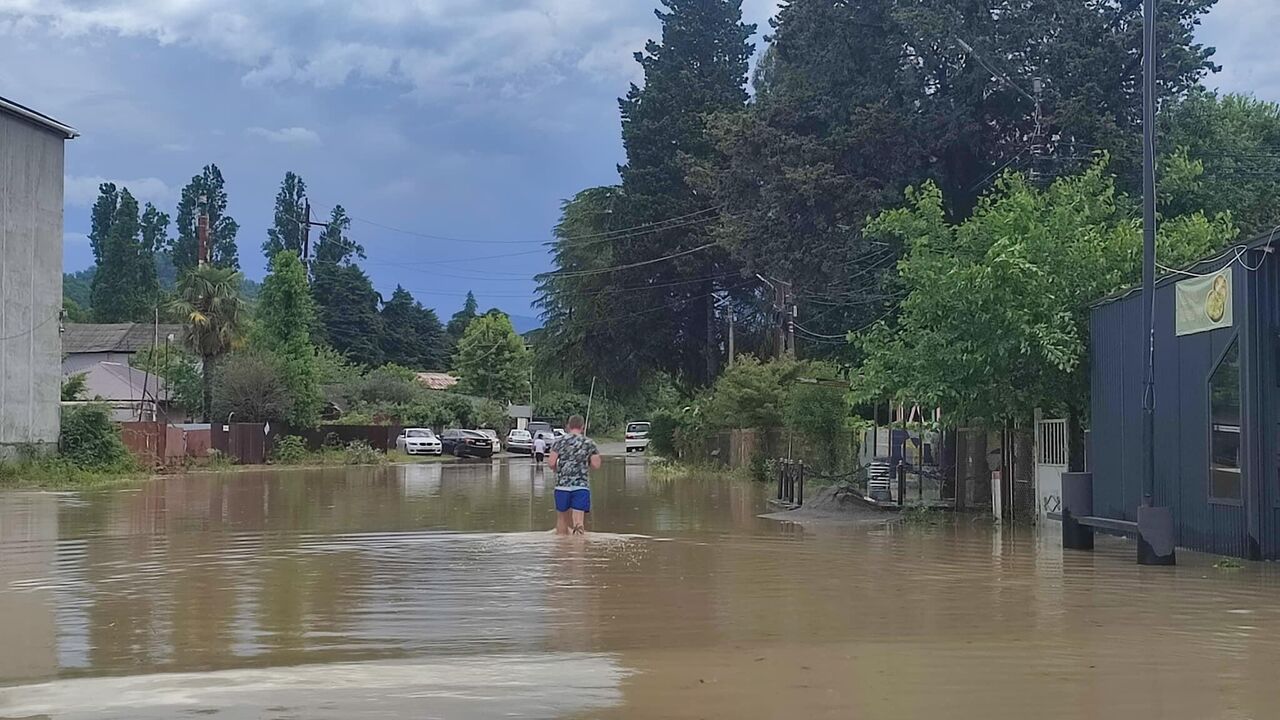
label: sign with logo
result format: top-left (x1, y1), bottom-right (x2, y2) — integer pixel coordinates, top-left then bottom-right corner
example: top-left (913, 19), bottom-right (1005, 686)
top-left (1175, 267), bottom-right (1233, 336)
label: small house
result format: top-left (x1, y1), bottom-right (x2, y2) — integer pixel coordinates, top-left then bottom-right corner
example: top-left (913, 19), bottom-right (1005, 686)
top-left (1090, 229), bottom-right (1280, 560)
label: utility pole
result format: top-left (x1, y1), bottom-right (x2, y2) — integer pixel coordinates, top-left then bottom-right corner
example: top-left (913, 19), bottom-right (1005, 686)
top-left (727, 307), bottom-right (736, 368)
top-left (1137, 0), bottom-right (1175, 566)
top-left (197, 194), bottom-right (210, 266)
top-left (1140, 0), bottom-right (1157, 510)
top-left (1030, 76), bottom-right (1044, 184)
top-left (783, 280), bottom-right (796, 358)
top-left (295, 200), bottom-right (329, 278)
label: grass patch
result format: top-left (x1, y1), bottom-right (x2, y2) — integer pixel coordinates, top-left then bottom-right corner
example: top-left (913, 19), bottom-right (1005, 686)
top-left (0, 455), bottom-right (144, 490)
top-left (900, 504), bottom-right (945, 526)
top-left (649, 458), bottom-right (753, 483)
top-left (1213, 557), bottom-right (1245, 570)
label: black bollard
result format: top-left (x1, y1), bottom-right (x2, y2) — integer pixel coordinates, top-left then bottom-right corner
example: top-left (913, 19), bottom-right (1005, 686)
top-left (1137, 505), bottom-right (1176, 565)
top-left (777, 461), bottom-right (785, 501)
top-left (897, 461), bottom-right (906, 507)
top-left (1061, 472), bottom-right (1094, 551)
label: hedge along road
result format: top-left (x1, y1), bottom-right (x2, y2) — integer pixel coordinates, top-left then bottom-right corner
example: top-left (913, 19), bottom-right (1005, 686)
top-left (1, 457), bottom-right (1278, 719)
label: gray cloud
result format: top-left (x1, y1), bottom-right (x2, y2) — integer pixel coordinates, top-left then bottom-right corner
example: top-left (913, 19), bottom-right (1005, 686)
top-left (64, 175), bottom-right (174, 207)
top-left (246, 126), bottom-right (322, 146)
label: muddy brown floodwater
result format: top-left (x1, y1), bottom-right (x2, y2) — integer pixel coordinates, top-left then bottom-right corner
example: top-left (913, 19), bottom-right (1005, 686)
top-left (2, 457), bottom-right (1280, 719)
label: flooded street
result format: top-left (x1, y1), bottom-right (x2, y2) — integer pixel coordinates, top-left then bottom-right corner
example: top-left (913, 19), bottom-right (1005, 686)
top-left (2, 457), bottom-right (1279, 719)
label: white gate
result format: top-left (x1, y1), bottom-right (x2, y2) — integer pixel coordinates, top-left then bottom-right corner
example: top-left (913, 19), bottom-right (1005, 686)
top-left (1034, 416), bottom-right (1068, 521)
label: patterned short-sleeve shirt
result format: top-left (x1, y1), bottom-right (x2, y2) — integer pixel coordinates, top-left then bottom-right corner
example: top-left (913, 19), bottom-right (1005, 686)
top-left (551, 433), bottom-right (598, 489)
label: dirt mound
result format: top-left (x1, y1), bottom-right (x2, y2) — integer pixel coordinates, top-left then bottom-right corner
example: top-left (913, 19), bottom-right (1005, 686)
top-left (759, 485), bottom-right (895, 524)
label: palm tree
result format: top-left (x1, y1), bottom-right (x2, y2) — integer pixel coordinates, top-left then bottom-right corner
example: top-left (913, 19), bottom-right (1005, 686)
top-left (170, 265), bottom-right (246, 421)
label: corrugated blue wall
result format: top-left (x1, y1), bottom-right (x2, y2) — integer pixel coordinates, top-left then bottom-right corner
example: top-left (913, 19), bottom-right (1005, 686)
top-left (1090, 263), bottom-right (1255, 557)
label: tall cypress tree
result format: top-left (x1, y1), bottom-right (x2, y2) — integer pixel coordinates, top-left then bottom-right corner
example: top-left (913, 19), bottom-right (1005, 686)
top-left (312, 262), bottom-right (384, 366)
top-left (313, 205), bottom-right (362, 265)
top-left (380, 286), bottom-right (446, 370)
top-left (92, 188), bottom-right (155, 322)
top-left (172, 164), bottom-right (240, 272)
top-left (615, 0), bottom-right (755, 385)
top-left (263, 171), bottom-right (308, 262)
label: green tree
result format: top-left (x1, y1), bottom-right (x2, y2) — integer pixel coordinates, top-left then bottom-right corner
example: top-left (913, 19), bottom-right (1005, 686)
top-left (380, 286), bottom-right (446, 370)
top-left (254, 251), bottom-right (322, 427)
top-left (312, 262), bottom-right (384, 366)
top-left (536, 187), bottom-right (653, 388)
top-left (612, 0), bottom-right (756, 385)
top-left (262, 171), bottom-right (307, 261)
top-left (853, 161), bottom-right (1233, 428)
top-left (92, 187), bottom-right (157, 322)
top-left (87, 182), bottom-right (118, 266)
top-left (701, 0), bottom-right (1220, 355)
top-left (453, 311), bottom-right (530, 402)
top-left (63, 267), bottom-right (95, 313)
top-left (173, 164), bottom-right (240, 272)
top-left (312, 205), bottom-right (363, 265)
top-left (1162, 90), bottom-right (1280, 237)
top-left (170, 265), bottom-right (247, 421)
top-left (446, 291), bottom-right (479, 343)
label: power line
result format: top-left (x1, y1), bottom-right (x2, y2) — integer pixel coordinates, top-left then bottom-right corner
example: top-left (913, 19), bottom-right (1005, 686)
top-left (0, 312), bottom-right (60, 342)
top-left (542, 242), bottom-right (720, 279)
top-left (346, 205), bottom-right (722, 247)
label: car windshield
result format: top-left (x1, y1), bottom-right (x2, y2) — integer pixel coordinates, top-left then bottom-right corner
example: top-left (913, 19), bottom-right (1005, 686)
top-left (406, 429), bottom-right (434, 438)
top-left (627, 423), bottom-right (650, 433)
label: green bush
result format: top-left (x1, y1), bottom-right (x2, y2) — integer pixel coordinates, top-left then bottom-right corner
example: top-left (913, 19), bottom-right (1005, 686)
top-left (271, 435), bottom-right (309, 464)
top-left (343, 440), bottom-right (384, 465)
top-left (60, 404), bottom-right (130, 469)
top-left (648, 410), bottom-right (683, 457)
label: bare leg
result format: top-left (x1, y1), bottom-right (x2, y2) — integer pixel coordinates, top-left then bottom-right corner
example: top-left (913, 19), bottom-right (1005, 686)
top-left (556, 511), bottom-right (571, 536)
top-left (570, 509), bottom-right (587, 535)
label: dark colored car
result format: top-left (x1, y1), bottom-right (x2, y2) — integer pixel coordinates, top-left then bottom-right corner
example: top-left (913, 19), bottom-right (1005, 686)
top-left (440, 429), bottom-right (495, 459)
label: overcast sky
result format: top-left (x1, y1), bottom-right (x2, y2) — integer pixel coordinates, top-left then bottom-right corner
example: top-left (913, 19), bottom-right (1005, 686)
top-left (0, 0), bottom-right (1269, 320)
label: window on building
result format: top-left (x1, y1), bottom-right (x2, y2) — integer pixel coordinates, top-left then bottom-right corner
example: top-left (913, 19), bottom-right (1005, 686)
top-left (1210, 340), bottom-right (1243, 502)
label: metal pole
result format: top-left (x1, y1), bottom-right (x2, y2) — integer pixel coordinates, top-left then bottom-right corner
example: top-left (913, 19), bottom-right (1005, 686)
top-left (727, 309), bottom-right (735, 368)
top-left (584, 376), bottom-right (596, 434)
top-left (1140, 0), bottom-right (1157, 508)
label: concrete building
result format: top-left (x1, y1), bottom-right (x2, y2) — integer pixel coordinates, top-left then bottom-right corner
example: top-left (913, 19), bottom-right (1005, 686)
top-left (0, 96), bottom-right (76, 458)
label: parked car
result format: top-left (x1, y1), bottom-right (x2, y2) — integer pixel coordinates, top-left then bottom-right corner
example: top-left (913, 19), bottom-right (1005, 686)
top-left (396, 428), bottom-right (443, 456)
top-left (527, 421), bottom-right (553, 439)
top-left (506, 429), bottom-right (534, 454)
top-left (625, 421), bottom-right (652, 453)
top-left (553, 428), bottom-right (567, 440)
top-left (478, 428), bottom-right (502, 455)
top-left (440, 429), bottom-right (495, 458)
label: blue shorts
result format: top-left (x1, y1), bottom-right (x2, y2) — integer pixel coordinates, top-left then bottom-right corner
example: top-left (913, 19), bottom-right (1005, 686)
top-left (554, 488), bottom-right (591, 513)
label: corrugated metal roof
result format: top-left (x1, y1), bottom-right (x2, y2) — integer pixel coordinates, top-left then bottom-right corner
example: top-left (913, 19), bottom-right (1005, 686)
top-left (416, 372), bottom-right (459, 390)
top-left (63, 323), bottom-right (185, 354)
top-left (0, 95), bottom-right (77, 139)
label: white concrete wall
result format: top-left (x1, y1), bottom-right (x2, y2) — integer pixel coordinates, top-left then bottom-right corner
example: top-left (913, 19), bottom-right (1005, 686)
top-left (0, 112), bottom-right (65, 457)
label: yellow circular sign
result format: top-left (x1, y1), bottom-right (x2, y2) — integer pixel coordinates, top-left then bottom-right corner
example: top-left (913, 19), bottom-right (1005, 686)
top-left (1205, 275), bottom-right (1228, 323)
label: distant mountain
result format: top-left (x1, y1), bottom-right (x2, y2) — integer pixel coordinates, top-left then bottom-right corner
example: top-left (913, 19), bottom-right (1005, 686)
top-left (509, 314), bottom-right (542, 335)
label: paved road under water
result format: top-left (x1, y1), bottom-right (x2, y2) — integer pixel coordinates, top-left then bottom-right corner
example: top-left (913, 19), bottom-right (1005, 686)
top-left (2, 457), bottom-right (1279, 719)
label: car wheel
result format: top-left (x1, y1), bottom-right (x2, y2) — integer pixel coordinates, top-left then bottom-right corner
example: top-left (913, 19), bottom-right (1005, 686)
top-left (454, 445), bottom-right (465, 458)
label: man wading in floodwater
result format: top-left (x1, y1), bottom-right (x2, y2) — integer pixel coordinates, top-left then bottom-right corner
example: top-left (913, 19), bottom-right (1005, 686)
top-left (548, 414), bottom-right (601, 536)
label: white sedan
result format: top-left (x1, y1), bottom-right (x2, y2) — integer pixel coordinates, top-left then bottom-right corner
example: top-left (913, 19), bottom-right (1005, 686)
top-left (396, 428), bottom-right (443, 455)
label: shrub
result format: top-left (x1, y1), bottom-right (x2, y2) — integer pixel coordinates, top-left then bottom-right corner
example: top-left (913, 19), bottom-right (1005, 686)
top-left (272, 435), bottom-right (309, 464)
top-left (61, 373), bottom-right (88, 402)
top-left (60, 404), bottom-right (130, 469)
top-left (211, 352), bottom-right (294, 423)
top-left (343, 440), bottom-right (384, 465)
top-left (342, 365), bottom-right (421, 407)
top-left (648, 410), bottom-right (683, 457)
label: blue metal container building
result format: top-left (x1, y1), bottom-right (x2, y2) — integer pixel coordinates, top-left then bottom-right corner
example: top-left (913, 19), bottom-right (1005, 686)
top-left (1090, 230), bottom-right (1280, 560)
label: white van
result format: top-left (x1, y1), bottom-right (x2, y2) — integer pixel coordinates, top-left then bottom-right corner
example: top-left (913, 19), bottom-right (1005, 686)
top-left (624, 421), bottom-right (651, 453)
